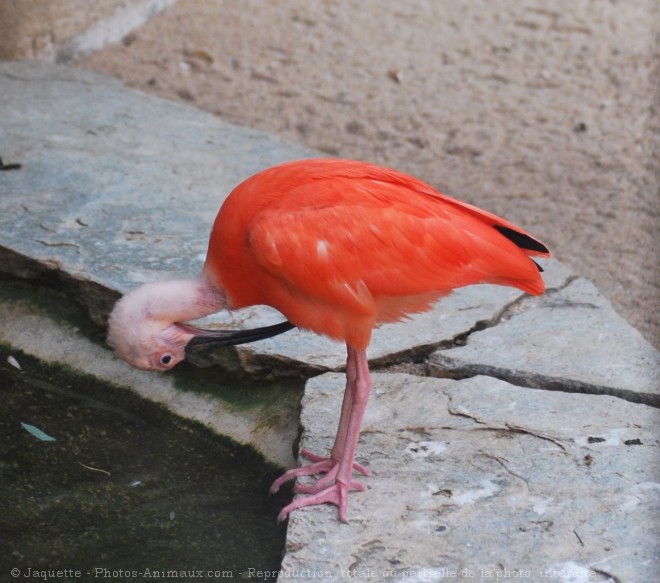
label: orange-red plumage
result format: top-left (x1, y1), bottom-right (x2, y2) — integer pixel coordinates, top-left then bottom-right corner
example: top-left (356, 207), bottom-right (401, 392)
top-left (204, 158), bottom-right (549, 349)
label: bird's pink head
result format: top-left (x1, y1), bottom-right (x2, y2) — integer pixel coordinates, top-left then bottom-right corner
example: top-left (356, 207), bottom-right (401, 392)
top-left (107, 279), bottom-right (226, 371)
top-left (107, 277), bottom-right (294, 372)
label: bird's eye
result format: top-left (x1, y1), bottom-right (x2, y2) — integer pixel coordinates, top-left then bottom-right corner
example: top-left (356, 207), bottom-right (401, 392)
top-left (160, 354), bottom-right (173, 366)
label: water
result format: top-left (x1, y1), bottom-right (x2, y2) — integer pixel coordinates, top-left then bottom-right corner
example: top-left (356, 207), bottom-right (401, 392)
top-left (0, 344), bottom-right (293, 582)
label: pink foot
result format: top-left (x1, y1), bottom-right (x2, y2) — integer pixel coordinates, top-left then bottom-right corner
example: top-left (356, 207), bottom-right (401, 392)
top-left (300, 449), bottom-right (371, 476)
top-left (275, 347), bottom-right (373, 522)
top-left (278, 481), bottom-right (352, 523)
top-left (295, 467), bottom-right (367, 494)
top-left (270, 448), bottom-right (370, 495)
top-left (271, 449), bottom-right (371, 520)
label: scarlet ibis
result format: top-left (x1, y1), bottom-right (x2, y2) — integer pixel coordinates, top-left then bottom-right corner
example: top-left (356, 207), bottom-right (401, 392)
top-left (107, 158), bottom-right (550, 522)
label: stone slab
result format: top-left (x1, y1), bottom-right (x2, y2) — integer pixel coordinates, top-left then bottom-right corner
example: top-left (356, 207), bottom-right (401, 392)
top-left (201, 282), bottom-right (526, 374)
top-left (430, 276), bottom-right (660, 407)
top-left (280, 373), bottom-right (659, 582)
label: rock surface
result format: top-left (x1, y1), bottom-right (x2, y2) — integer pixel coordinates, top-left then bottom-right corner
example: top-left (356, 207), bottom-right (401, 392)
top-left (281, 373), bottom-right (659, 582)
top-left (430, 276), bottom-right (660, 407)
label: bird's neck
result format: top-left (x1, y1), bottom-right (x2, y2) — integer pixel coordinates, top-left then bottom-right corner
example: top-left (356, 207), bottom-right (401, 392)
top-left (146, 276), bottom-right (227, 324)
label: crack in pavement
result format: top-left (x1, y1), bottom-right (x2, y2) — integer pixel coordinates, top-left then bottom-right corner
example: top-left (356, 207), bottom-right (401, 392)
top-left (423, 275), bottom-right (660, 409)
top-left (428, 357), bottom-right (660, 409)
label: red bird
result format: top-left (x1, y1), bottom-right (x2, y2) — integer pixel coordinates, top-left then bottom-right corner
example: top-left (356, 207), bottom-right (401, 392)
top-left (108, 158), bottom-right (550, 522)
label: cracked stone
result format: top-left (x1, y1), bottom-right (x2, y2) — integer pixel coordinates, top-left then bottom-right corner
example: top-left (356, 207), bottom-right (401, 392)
top-left (281, 373), bottom-right (659, 582)
top-left (429, 276), bottom-right (660, 406)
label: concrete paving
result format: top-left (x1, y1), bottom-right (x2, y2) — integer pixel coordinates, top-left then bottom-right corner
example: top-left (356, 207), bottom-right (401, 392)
top-left (282, 374), bottom-right (659, 582)
top-left (430, 275), bottom-right (660, 407)
top-left (1, 61), bottom-right (658, 582)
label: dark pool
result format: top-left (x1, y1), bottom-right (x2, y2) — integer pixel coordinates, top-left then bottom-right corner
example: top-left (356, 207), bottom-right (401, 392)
top-left (0, 344), bottom-right (294, 582)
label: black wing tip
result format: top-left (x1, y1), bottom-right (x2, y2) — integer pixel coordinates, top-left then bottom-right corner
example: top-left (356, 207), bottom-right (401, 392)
top-left (493, 225), bottom-right (550, 254)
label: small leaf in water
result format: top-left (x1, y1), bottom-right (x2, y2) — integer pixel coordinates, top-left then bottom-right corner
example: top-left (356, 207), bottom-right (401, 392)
top-left (8, 355), bottom-right (21, 370)
top-left (21, 422), bottom-right (56, 441)
top-left (78, 461), bottom-right (111, 476)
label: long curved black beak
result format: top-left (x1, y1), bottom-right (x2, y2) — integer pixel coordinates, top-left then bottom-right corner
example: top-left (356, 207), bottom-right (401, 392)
top-left (184, 320), bottom-right (295, 359)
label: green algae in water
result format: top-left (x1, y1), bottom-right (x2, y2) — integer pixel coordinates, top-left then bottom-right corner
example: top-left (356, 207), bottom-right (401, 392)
top-left (0, 345), bottom-right (292, 582)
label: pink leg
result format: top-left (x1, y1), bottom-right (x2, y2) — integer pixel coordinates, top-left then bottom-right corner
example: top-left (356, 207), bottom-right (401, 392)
top-left (329, 344), bottom-right (360, 460)
top-left (276, 346), bottom-right (372, 522)
top-left (269, 348), bottom-right (370, 495)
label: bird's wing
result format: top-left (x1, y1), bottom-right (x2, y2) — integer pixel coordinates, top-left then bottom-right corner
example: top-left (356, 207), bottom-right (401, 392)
top-left (247, 177), bottom-right (541, 319)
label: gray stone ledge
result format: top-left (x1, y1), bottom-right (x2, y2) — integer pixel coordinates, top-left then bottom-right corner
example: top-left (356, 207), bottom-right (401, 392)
top-left (280, 373), bottom-right (659, 582)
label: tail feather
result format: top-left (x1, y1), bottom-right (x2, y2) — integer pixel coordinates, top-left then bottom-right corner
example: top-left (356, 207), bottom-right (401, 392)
top-left (432, 193), bottom-right (550, 259)
top-left (493, 225), bottom-right (549, 255)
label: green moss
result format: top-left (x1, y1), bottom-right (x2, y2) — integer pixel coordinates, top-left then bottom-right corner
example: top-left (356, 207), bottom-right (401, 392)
top-left (172, 360), bottom-right (305, 413)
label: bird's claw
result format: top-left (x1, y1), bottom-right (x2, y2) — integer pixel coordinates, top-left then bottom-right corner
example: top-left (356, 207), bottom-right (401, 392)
top-left (269, 448), bottom-right (370, 495)
top-left (295, 478), bottom-right (366, 494)
top-left (277, 481), bottom-right (352, 523)
top-left (271, 448), bottom-right (370, 521)
top-left (299, 448), bottom-right (371, 476)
